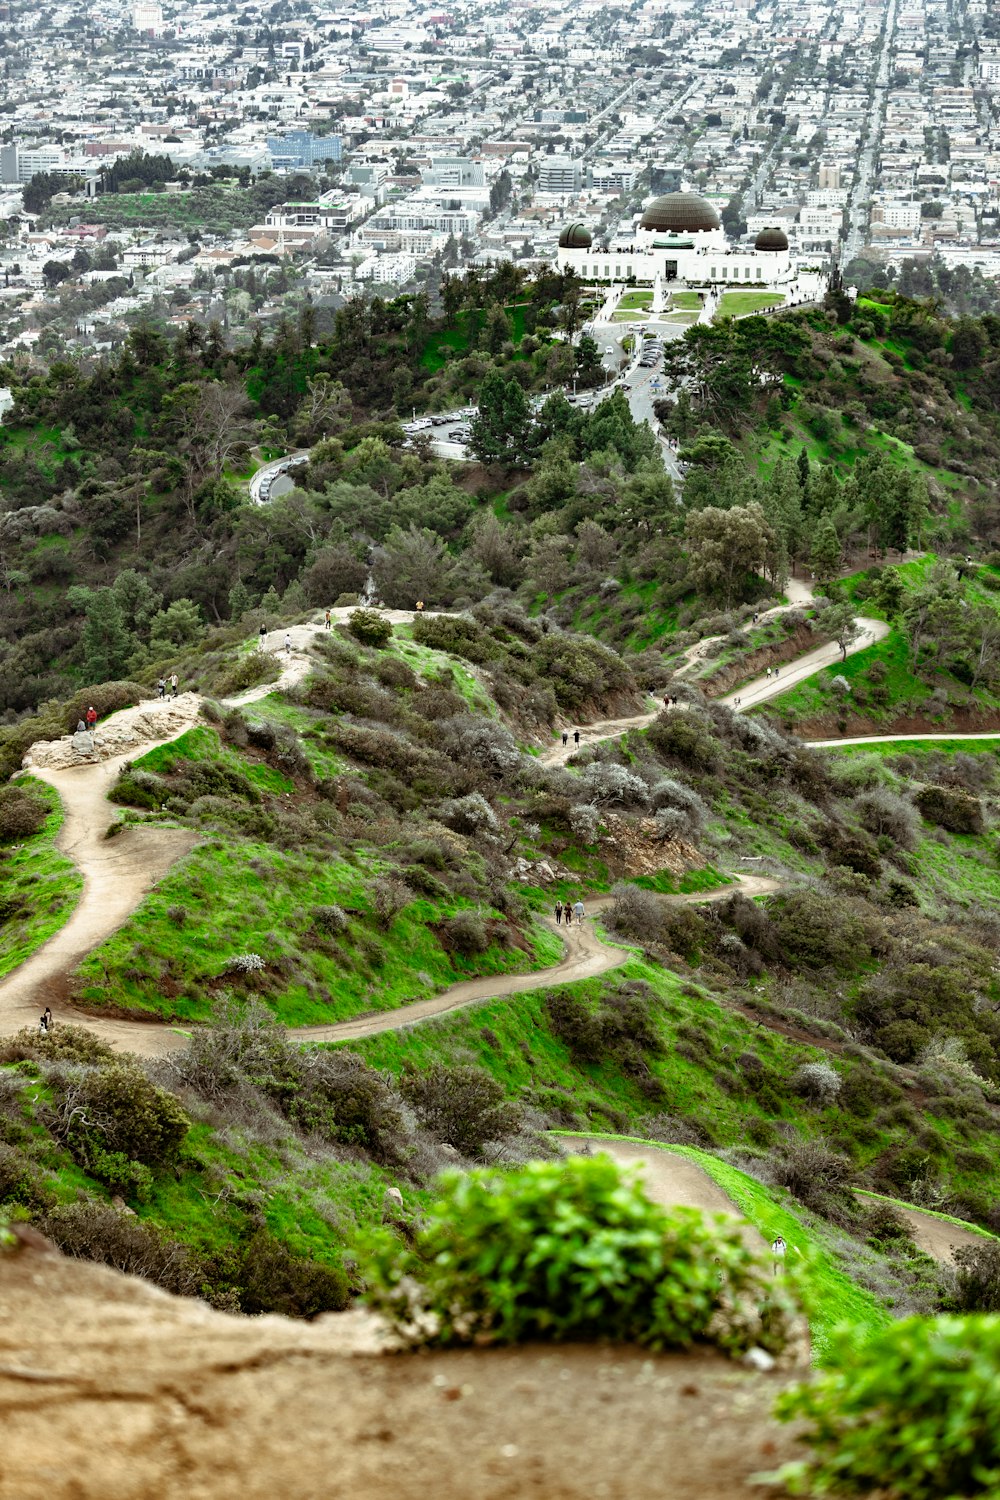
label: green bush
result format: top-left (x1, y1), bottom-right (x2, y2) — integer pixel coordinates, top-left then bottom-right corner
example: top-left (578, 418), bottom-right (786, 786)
top-left (59, 1065), bottom-right (190, 1166)
top-left (400, 1062), bottom-right (521, 1154)
top-left (775, 1315), bottom-right (1000, 1497)
top-left (347, 608), bottom-right (393, 648)
top-left (363, 1156), bottom-right (799, 1352)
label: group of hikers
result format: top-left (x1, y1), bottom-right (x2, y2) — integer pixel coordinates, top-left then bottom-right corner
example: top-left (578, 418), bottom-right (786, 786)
top-left (74, 706), bottom-right (99, 734)
top-left (554, 899), bottom-right (586, 927)
top-left (155, 674), bottom-right (180, 699)
top-left (38, 1008), bottom-right (52, 1035)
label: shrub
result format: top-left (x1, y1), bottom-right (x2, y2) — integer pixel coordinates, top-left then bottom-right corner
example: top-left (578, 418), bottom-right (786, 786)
top-left (40, 1201), bottom-right (200, 1297)
top-left (224, 952), bottom-right (265, 975)
top-left (854, 788), bottom-right (920, 851)
top-left (363, 1156), bottom-right (800, 1352)
top-left (952, 1241), bottom-right (1000, 1314)
top-left (238, 1229), bottom-right (351, 1319)
top-left (214, 650), bottom-right (281, 698)
top-left (347, 608), bottom-right (392, 648)
top-left (770, 1139), bottom-right (852, 1211)
top-left (915, 784), bottom-right (984, 835)
top-left (0, 784), bottom-right (48, 842)
top-left (647, 712), bottom-right (721, 772)
top-left (769, 890), bottom-right (873, 970)
top-left (370, 875), bottom-right (413, 929)
top-left (440, 910), bottom-right (491, 955)
top-left (51, 1064), bottom-right (190, 1167)
top-left (0, 1023), bottom-right (117, 1067)
top-left (437, 791), bottom-right (500, 837)
top-left (0, 1141), bottom-right (53, 1210)
top-left (312, 904), bottom-right (348, 935)
top-left (792, 1061), bottom-right (842, 1106)
top-left (401, 1063), bottom-right (521, 1154)
top-left (580, 762), bottom-right (649, 808)
top-left (608, 882), bottom-right (663, 945)
top-left (775, 1315), bottom-right (1000, 1498)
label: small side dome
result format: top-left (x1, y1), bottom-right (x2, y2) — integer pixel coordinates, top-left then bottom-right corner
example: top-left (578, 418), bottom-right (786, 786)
top-left (755, 225), bottom-right (789, 251)
top-left (558, 222), bottom-right (592, 249)
top-left (640, 192), bottom-right (720, 233)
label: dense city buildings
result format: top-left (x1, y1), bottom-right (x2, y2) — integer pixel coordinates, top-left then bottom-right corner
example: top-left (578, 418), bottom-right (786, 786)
top-left (0, 0), bottom-right (993, 354)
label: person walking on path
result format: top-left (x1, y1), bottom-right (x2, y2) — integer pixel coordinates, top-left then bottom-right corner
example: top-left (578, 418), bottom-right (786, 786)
top-left (564, 901), bottom-right (573, 928)
top-left (554, 900), bottom-right (563, 925)
top-left (561, 730), bottom-right (569, 746)
top-left (765, 666), bottom-right (771, 680)
top-left (170, 673), bottom-right (179, 698)
top-left (771, 1236), bottom-right (787, 1276)
top-left (284, 632), bottom-right (292, 654)
top-left (85, 705), bottom-right (97, 730)
top-left (324, 610), bottom-right (332, 631)
top-left (259, 622), bottom-right (268, 649)
top-left (573, 899), bottom-right (585, 926)
top-left (573, 729), bottom-right (580, 745)
top-left (156, 677), bottom-right (166, 699)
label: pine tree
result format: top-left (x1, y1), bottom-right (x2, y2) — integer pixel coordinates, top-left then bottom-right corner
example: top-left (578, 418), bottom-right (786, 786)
top-left (83, 589), bottom-right (133, 683)
top-left (810, 516), bottom-right (842, 589)
top-left (228, 580), bottom-right (252, 620)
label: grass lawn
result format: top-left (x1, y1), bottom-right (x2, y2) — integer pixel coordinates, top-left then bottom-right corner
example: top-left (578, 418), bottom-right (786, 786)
top-left (715, 291), bottom-right (785, 320)
top-left (0, 778), bottom-right (82, 979)
top-left (670, 292), bottom-right (703, 309)
top-left (617, 290), bottom-right (652, 310)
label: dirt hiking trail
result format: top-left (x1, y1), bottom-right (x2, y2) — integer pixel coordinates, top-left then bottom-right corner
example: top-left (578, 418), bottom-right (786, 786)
top-left (0, 566), bottom-right (961, 1058)
top-left (558, 1136), bottom-right (765, 1253)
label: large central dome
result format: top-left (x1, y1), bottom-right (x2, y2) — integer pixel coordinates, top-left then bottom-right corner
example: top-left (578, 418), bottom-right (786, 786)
top-left (640, 192), bottom-right (720, 234)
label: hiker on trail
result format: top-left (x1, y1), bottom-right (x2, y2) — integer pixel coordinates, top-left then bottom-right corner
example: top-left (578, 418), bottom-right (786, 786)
top-left (771, 1236), bottom-right (787, 1276)
top-left (573, 729), bottom-right (580, 745)
top-left (85, 705), bottom-right (97, 729)
top-left (773, 666), bottom-right (779, 679)
top-left (170, 673), bottom-right (178, 698)
top-left (39, 1013), bottom-right (47, 1034)
top-left (564, 902), bottom-right (573, 928)
top-left (76, 719), bottom-right (86, 734)
top-left (259, 623), bottom-right (268, 648)
top-left (43, 1007), bottom-right (52, 1032)
top-left (324, 610), bottom-right (332, 631)
top-left (416, 599), bottom-right (424, 612)
top-left (284, 632), bottom-right (292, 654)
top-left (765, 666), bottom-right (771, 680)
top-left (573, 899), bottom-right (585, 925)
top-left (156, 678), bottom-right (166, 699)
top-left (561, 730), bottom-right (569, 746)
top-left (554, 900), bottom-right (563, 925)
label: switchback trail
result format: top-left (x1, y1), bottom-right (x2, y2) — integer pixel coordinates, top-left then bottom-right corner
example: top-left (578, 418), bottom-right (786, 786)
top-left (0, 566), bottom-right (964, 1057)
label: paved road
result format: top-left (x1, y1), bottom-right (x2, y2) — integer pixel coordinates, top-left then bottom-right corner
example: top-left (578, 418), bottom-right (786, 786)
top-left (841, 0), bottom-right (899, 269)
top-left (248, 452), bottom-right (309, 503)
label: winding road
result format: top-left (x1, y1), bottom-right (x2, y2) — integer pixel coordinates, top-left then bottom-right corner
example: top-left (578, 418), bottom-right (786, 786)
top-left (0, 573), bottom-right (985, 1059)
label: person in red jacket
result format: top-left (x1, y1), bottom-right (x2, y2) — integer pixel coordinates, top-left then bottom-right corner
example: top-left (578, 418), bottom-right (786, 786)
top-left (85, 706), bottom-right (97, 729)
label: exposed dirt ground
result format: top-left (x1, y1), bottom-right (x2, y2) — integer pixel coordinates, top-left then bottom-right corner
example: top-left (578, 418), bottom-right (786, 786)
top-left (0, 1244), bottom-right (807, 1500)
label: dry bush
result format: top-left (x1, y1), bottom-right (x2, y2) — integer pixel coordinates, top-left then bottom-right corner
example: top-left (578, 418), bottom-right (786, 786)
top-left (792, 1061), bottom-right (843, 1106)
top-left (0, 784), bottom-right (47, 842)
top-left (607, 883), bottom-right (663, 945)
top-left (370, 875), bottom-right (414, 929)
top-left (853, 788), bottom-right (920, 851)
top-left (40, 1201), bottom-right (202, 1297)
top-left (401, 1063), bottom-right (521, 1155)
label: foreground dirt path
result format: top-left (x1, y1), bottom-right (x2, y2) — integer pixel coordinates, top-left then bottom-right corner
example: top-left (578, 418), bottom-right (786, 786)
top-left (0, 1246), bottom-right (804, 1500)
top-left (558, 1136), bottom-right (765, 1253)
